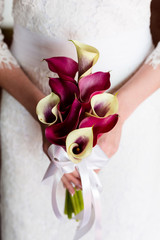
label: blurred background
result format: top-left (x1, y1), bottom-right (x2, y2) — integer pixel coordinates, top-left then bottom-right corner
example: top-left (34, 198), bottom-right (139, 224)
top-left (1, 0), bottom-right (13, 27)
top-left (1, 0), bottom-right (14, 47)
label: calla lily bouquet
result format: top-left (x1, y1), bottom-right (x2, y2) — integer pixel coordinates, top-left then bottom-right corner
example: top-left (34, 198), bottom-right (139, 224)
top-left (36, 41), bottom-right (118, 222)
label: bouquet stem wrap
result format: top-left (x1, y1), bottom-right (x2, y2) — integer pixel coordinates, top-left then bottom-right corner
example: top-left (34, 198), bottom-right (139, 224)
top-left (43, 144), bottom-right (109, 240)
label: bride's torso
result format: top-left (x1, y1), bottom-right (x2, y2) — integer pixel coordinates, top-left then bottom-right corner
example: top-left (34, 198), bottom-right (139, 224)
top-left (10, 0), bottom-right (153, 92)
top-left (12, 0), bottom-right (151, 39)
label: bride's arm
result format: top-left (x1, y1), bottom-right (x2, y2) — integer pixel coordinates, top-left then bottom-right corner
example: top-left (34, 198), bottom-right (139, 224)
top-left (98, 1), bottom-right (160, 157)
top-left (98, 47), bottom-right (160, 157)
top-left (118, 0), bottom-right (160, 122)
top-left (0, 1), bottom-right (80, 194)
top-left (0, 0), bottom-right (44, 120)
top-left (0, 64), bottom-right (45, 120)
top-left (117, 58), bottom-right (160, 123)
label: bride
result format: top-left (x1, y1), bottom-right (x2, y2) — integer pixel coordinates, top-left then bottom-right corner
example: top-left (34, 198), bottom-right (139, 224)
top-left (1, 0), bottom-right (160, 239)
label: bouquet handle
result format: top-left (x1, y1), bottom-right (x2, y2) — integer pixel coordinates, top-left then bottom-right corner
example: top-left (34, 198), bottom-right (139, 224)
top-left (43, 144), bottom-right (109, 240)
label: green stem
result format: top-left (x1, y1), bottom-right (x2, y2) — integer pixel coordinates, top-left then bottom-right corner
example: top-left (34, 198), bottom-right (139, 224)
top-left (64, 189), bottom-right (84, 219)
top-left (64, 189), bottom-right (68, 215)
top-left (64, 189), bottom-right (74, 219)
top-left (77, 190), bottom-right (84, 212)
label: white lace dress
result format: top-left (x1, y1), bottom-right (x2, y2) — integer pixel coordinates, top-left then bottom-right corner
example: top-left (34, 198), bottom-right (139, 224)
top-left (1, 0), bottom-right (160, 240)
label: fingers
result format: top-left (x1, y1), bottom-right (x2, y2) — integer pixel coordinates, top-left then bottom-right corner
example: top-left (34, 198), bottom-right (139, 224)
top-left (66, 173), bottom-right (81, 187)
top-left (94, 169), bottom-right (100, 174)
top-left (61, 175), bottom-right (75, 195)
top-left (61, 170), bottom-right (82, 195)
top-left (72, 168), bottom-right (81, 178)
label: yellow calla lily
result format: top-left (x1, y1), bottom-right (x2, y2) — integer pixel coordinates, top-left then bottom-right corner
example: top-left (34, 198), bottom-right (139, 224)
top-left (36, 92), bottom-right (60, 125)
top-left (71, 40), bottom-right (99, 79)
top-left (66, 127), bottom-right (93, 164)
top-left (88, 92), bottom-right (119, 118)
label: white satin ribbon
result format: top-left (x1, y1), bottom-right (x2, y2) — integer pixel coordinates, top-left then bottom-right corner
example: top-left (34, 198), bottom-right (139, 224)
top-left (43, 144), bottom-right (109, 240)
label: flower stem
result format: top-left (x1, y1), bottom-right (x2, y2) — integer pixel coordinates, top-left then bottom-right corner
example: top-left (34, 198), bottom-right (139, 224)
top-left (64, 189), bottom-right (84, 219)
top-left (64, 189), bottom-right (74, 219)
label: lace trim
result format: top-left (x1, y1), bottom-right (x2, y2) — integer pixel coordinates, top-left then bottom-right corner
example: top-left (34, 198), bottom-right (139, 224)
top-left (0, 0), bottom-right (19, 69)
top-left (145, 42), bottom-right (160, 69)
top-left (0, 30), bottom-right (19, 69)
top-left (23, 64), bottom-right (58, 95)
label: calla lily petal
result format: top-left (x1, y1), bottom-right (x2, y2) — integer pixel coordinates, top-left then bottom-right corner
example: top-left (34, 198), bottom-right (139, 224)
top-left (79, 114), bottom-right (119, 146)
top-left (80, 90), bottom-right (107, 115)
top-left (66, 127), bottom-right (93, 163)
top-left (45, 57), bottom-right (78, 81)
top-left (79, 72), bottom-right (110, 102)
top-left (49, 78), bottom-right (79, 111)
top-left (36, 92), bottom-right (60, 125)
top-left (71, 40), bottom-right (99, 78)
top-left (90, 93), bottom-right (119, 117)
top-left (45, 99), bottom-right (82, 146)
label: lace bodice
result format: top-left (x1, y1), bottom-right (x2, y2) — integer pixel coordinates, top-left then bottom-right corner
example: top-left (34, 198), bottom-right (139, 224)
top-left (0, 0), bottom-right (160, 69)
top-left (12, 0), bottom-right (151, 39)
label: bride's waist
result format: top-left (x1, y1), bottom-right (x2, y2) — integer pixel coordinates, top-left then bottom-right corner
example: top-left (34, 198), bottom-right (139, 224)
top-left (11, 24), bottom-right (154, 89)
top-left (11, 24), bottom-right (78, 68)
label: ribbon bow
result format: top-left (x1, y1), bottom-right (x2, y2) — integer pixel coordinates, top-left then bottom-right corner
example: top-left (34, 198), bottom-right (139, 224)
top-left (43, 144), bottom-right (109, 240)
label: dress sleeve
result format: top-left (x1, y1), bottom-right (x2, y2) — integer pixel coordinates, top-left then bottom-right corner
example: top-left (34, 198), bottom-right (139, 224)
top-left (145, 0), bottom-right (160, 69)
top-left (145, 42), bottom-right (160, 69)
top-left (0, 0), bottom-right (18, 69)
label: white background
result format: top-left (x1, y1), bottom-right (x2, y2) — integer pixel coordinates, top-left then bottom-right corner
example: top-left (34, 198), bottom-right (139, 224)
top-left (1, 0), bottom-right (13, 27)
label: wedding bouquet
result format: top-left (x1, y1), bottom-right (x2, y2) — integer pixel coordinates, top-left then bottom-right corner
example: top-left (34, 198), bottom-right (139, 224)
top-left (36, 40), bottom-right (119, 239)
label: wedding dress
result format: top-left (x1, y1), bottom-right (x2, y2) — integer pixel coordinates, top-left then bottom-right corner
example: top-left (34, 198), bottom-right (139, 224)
top-left (1, 0), bottom-right (160, 239)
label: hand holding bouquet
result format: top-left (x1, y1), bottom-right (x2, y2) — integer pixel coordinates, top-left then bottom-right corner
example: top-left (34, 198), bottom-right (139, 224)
top-left (36, 40), bottom-right (119, 239)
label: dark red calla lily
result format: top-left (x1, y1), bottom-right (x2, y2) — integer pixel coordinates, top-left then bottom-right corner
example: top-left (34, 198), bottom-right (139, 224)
top-left (79, 72), bottom-right (110, 102)
top-left (79, 114), bottom-right (119, 146)
top-left (45, 57), bottom-right (78, 82)
top-left (49, 78), bottom-right (79, 111)
top-left (45, 98), bottom-right (82, 146)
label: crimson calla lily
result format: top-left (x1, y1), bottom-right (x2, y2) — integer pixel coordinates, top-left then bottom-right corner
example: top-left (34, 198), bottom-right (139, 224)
top-left (44, 42), bottom-right (110, 107)
top-left (79, 114), bottom-right (119, 146)
top-left (45, 56), bottom-right (78, 82)
top-left (49, 77), bottom-right (79, 111)
top-left (37, 40), bottom-right (119, 157)
top-left (36, 40), bottom-right (120, 225)
top-left (36, 92), bottom-right (60, 125)
top-left (45, 98), bottom-right (82, 146)
top-left (66, 127), bottom-right (93, 163)
top-left (79, 72), bottom-right (110, 102)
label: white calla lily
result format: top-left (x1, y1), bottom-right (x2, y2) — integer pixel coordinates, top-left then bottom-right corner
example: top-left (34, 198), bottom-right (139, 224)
top-left (71, 40), bottom-right (99, 78)
top-left (36, 92), bottom-right (60, 125)
top-left (89, 93), bottom-right (118, 118)
top-left (66, 127), bottom-right (93, 163)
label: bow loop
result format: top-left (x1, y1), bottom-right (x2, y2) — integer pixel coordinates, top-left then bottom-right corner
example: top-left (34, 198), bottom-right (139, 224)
top-left (43, 144), bottom-right (109, 240)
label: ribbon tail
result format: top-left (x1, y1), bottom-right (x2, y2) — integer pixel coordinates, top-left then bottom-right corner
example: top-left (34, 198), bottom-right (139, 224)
top-left (77, 162), bottom-right (92, 229)
top-left (74, 170), bottom-right (103, 240)
top-left (42, 162), bottom-right (57, 181)
top-left (51, 173), bottom-right (65, 221)
top-left (73, 209), bottom-right (95, 240)
top-left (90, 171), bottom-right (103, 240)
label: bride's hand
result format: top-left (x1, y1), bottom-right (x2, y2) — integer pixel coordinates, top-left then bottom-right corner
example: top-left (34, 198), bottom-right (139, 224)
top-left (97, 117), bottom-right (123, 158)
top-left (61, 169), bottom-right (82, 195)
top-left (41, 120), bottom-right (123, 194)
top-left (41, 124), bottom-right (82, 195)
